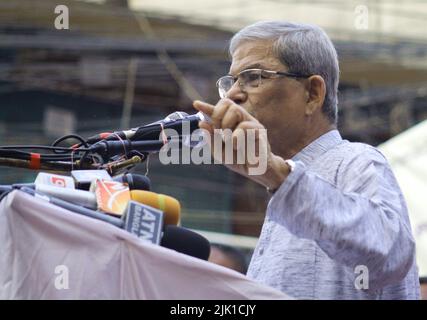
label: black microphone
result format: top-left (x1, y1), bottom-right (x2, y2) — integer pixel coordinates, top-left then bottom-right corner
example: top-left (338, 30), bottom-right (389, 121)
top-left (86, 111), bottom-right (210, 145)
top-left (88, 112), bottom-right (211, 158)
top-left (131, 112), bottom-right (206, 141)
top-left (161, 225), bottom-right (211, 261)
top-left (71, 170), bottom-right (151, 191)
top-left (88, 140), bottom-right (167, 159)
top-left (113, 173), bottom-right (151, 191)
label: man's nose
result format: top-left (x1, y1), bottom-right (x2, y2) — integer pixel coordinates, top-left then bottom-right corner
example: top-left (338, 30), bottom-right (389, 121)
top-left (225, 82), bottom-right (247, 104)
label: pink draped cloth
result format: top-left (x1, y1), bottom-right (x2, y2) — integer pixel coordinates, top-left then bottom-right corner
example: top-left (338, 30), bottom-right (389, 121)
top-left (0, 190), bottom-right (289, 300)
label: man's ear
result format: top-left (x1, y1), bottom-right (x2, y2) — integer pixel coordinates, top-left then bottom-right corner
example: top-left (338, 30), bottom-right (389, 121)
top-left (304, 75), bottom-right (326, 116)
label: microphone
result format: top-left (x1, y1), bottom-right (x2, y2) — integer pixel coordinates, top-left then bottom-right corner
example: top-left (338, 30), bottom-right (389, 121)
top-left (30, 172), bottom-right (98, 209)
top-left (71, 169), bottom-right (112, 190)
top-left (128, 111), bottom-right (210, 143)
top-left (87, 112), bottom-right (210, 159)
top-left (161, 225), bottom-right (211, 260)
top-left (88, 140), bottom-right (166, 159)
top-left (29, 172), bottom-right (131, 215)
top-left (35, 183), bottom-right (97, 209)
top-left (26, 172), bottom-right (130, 215)
top-left (113, 173), bottom-right (151, 191)
top-left (130, 190), bottom-right (180, 226)
top-left (131, 111), bottom-right (210, 141)
top-left (19, 187), bottom-right (124, 227)
top-left (71, 170), bottom-right (150, 192)
top-left (86, 111), bottom-right (210, 144)
top-left (122, 200), bottom-right (164, 245)
top-left (147, 111), bottom-right (190, 124)
top-left (17, 172), bottom-right (169, 222)
top-left (119, 189), bottom-right (181, 244)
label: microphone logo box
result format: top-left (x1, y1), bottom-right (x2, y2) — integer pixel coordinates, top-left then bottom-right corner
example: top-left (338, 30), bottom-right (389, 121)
top-left (71, 169), bottom-right (111, 189)
top-left (35, 172), bottom-right (75, 189)
top-left (124, 201), bottom-right (164, 245)
top-left (92, 179), bottom-right (130, 216)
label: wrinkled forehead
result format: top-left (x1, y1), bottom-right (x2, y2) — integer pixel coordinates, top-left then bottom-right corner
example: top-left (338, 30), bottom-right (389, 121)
top-left (229, 40), bottom-right (285, 75)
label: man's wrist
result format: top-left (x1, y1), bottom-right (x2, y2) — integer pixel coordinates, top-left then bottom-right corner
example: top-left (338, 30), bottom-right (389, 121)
top-left (265, 156), bottom-right (294, 193)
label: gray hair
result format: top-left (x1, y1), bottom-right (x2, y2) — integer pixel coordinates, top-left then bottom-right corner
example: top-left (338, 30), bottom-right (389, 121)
top-left (229, 21), bottom-right (339, 124)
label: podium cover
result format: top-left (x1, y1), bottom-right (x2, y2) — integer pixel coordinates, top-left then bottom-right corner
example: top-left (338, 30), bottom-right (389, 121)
top-left (0, 190), bottom-right (290, 300)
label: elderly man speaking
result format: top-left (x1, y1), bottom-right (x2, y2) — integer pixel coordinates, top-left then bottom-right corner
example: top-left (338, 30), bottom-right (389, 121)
top-left (193, 21), bottom-right (420, 299)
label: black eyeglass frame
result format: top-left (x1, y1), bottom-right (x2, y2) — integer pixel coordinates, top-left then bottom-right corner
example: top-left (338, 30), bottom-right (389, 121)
top-left (216, 68), bottom-right (311, 98)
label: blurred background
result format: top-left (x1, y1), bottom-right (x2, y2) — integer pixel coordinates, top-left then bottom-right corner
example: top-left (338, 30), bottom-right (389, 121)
top-left (0, 0), bottom-right (426, 291)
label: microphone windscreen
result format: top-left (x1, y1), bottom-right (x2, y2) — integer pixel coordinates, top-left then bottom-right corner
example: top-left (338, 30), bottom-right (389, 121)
top-left (130, 190), bottom-right (181, 225)
top-left (130, 190), bottom-right (180, 225)
top-left (115, 173), bottom-right (151, 191)
top-left (165, 111), bottom-right (189, 121)
top-left (161, 225), bottom-right (210, 260)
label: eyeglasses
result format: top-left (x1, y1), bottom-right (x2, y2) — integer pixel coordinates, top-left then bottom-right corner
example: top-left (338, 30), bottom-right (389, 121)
top-left (216, 68), bottom-right (310, 99)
